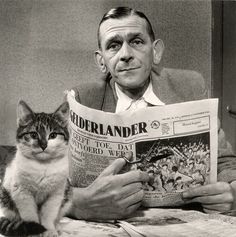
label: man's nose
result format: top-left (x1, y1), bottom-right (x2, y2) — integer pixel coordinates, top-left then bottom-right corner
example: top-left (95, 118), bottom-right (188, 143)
top-left (119, 42), bottom-right (133, 62)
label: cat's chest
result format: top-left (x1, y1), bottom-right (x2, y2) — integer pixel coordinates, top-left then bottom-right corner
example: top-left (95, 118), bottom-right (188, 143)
top-left (8, 156), bottom-right (68, 193)
top-left (23, 164), bottom-right (66, 187)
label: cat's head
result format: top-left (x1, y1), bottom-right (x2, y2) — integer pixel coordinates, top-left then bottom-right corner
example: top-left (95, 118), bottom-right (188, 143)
top-left (16, 100), bottom-right (69, 161)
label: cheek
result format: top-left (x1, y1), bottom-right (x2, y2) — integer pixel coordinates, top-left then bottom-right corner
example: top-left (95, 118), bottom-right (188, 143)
top-left (21, 137), bottom-right (39, 148)
top-left (47, 138), bottom-right (67, 149)
top-left (18, 138), bottom-right (39, 154)
top-left (104, 56), bottom-right (117, 71)
top-left (142, 54), bottom-right (153, 70)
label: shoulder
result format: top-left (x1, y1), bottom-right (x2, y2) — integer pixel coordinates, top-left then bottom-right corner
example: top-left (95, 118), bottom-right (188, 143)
top-left (161, 67), bottom-right (205, 87)
top-left (70, 75), bottom-right (108, 110)
top-left (153, 67), bottom-right (208, 102)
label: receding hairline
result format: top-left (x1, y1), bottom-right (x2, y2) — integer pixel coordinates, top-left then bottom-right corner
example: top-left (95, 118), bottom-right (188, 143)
top-left (97, 8), bottom-right (155, 49)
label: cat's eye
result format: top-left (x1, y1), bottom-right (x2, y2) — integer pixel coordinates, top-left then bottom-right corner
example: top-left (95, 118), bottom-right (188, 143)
top-left (30, 132), bottom-right (38, 139)
top-left (49, 133), bottom-right (57, 139)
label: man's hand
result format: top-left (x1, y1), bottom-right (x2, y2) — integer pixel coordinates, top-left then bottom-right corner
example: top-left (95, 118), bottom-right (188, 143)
top-left (182, 182), bottom-right (234, 213)
top-left (69, 157), bottom-right (149, 220)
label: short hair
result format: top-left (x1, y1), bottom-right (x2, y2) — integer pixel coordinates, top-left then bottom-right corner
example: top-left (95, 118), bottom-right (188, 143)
top-left (97, 6), bottom-right (155, 49)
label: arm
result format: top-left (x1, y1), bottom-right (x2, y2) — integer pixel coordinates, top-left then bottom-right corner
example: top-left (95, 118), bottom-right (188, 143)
top-left (217, 127), bottom-right (236, 183)
top-left (68, 157), bottom-right (149, 220)
top-left (67, 86), bottom-right (149, 220)
top-left (170, 70), bottom-right (236, 213)
top-left (182, 123), bottom-right (236, 213)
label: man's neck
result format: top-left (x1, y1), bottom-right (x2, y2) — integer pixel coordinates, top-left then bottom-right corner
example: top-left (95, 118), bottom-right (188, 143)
top-left (117, 78), bottom-right (150, 100)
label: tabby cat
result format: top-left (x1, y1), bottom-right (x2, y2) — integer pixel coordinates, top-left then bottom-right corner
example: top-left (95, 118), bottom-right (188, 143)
top-left (0, 100), bottom-right (72, 236)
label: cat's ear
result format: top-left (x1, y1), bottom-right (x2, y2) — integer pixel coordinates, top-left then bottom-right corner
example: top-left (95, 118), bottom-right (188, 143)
top-left (53, 101), bottom-right (69, 126)
top-left (17, 100), bottom-right (34, 126)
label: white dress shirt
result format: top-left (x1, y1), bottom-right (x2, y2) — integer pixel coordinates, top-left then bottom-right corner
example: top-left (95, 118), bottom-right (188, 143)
top-left (115, 81), bottom-right (165, 113)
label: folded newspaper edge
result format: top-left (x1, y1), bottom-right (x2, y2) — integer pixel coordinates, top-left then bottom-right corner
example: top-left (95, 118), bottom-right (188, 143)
top-left (67, 90), bottom-right (218, 207)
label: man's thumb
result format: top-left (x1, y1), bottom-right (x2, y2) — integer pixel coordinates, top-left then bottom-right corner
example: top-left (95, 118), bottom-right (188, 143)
top-left (99, 152), bottom-right (133, 177)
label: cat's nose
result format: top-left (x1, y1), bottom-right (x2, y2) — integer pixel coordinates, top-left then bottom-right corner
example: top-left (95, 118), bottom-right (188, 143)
top-left (40, 144), bottom-right (47, 151)
top-left (39, 141), bottom-right (47, 151)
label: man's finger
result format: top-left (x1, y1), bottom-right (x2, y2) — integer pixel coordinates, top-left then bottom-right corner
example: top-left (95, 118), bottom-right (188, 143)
top-left (117, 170), bottom-right (150, 185)
top-left (116, 183), bottom-right (143, 200)
top-left (203, 203), bottom-right (232, 213)
top-left (123, 151), bottom-right (133, 161)
top-left (119, 189), bottom-right (144, 208)
top-left (98, 152), bottom-right (134, 177)
top-left (125, 202), bottom-right (142, 217)
top-left (183, 193), bottom-right (233, 204)
top-left (182, 182), bottom-right (231, 198)
top-left (99, 158), bottom-right (126, 177)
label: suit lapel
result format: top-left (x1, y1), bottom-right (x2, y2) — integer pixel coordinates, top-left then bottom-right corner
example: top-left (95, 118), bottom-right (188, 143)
top-left (102, 75), bottom-right (117, 112)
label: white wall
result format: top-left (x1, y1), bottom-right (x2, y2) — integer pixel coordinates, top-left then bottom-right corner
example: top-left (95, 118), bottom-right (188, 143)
top-left (0, 0), bottom-right (212, 145)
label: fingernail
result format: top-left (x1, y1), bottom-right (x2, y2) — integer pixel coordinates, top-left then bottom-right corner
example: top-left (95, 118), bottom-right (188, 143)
top-left (125, 151), bottom-right (133, 159)
top-left (182, 191), bottom-right (189, 199)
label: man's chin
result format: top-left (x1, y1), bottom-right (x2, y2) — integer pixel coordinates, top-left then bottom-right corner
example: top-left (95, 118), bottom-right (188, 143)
top-left (118, 80), bottom-right (149, 91)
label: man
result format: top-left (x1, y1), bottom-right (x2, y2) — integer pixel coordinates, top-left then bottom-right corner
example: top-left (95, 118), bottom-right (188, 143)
top-left (69, 7), bottom-right (236, 220)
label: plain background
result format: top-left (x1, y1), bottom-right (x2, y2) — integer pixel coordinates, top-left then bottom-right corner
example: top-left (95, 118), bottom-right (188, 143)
top-left (0, 0), bottom-right (212, 145)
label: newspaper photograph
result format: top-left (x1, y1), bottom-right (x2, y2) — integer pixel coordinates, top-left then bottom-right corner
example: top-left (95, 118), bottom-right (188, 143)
top-left (67, 90), bottom-right (218, 207)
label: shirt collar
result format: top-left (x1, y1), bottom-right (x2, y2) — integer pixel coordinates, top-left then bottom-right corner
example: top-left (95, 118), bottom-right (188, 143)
top-left (142, 80), bottom-right (165, 106)
top-left (115, 81), bottom-right (164, 113)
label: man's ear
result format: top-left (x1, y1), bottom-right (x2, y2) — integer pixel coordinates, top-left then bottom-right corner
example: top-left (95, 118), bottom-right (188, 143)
top-left (153, 39), bottom-right (164, 65)
top-left (94, 51), bottom-right (107, 73)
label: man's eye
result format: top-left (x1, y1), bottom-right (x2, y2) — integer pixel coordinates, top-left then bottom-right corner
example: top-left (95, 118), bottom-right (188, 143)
top-left (131, 39), bottom-right (143, 46)
top-left (29, 132), bottom-right (38, 139)
top-left (49, 132), bottom-right (57, 139)
top-left (108, 43), bottom-right (121, 51)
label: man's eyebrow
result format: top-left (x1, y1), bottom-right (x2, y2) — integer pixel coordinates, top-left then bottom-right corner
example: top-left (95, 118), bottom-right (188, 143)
top-left (127, 32), bottom-right (144, 39)
top-left (104, 35), bottom-right (122, 48)
top-left (104, 32), bottom-right (145, 48)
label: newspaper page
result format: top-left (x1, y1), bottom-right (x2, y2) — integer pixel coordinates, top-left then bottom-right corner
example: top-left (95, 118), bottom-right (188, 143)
top-left (67, 91), bottom-right (218, 207)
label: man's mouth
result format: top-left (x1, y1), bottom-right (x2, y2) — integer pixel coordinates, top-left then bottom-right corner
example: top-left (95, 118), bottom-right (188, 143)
top-left (119, 67), bottom-right (139, 72)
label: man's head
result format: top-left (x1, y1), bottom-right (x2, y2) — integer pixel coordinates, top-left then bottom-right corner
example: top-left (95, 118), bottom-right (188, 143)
top-left (97, 7), bottom-right (155, 49)
top-left (95, 7), bottom-right (164, 98)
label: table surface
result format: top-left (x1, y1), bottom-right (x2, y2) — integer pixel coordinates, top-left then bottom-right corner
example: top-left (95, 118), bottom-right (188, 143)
top-left (58, 208), bottom-right (236, 237)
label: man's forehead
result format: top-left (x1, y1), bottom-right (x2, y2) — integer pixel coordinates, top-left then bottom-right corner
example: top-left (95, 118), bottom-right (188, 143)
top-left (99, 15), bottom-right (148, 40)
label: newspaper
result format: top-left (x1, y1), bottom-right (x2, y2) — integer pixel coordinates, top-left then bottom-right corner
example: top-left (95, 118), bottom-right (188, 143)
top-left (67, 90), bottom-right (218, 207)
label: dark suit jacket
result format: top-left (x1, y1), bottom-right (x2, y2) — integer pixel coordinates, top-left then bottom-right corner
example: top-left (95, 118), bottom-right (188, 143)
top-left (73, 66), bottom-right (207, 112)
top-left (72, 66), bottom-right (236, 183)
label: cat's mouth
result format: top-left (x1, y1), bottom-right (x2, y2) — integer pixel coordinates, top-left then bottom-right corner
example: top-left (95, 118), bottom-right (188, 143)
top-left (34, 150), bottom-right (49, 155)
top-left (32, 151), bottom-right (52, 160)
top-left (38, 150), bottom-right (48, 153)
top-left (33, 150), bottom-right (64, 161)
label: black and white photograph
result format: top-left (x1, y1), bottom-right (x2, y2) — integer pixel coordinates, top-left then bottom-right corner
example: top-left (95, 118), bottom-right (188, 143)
top-left (0, 1), bottom-right (236, 236)
top-left (136, 132), bottom-right (210, 193)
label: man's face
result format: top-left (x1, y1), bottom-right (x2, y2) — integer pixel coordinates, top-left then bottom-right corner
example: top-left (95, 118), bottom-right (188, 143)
top-left (98, 15), bottom-right (155, 90)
